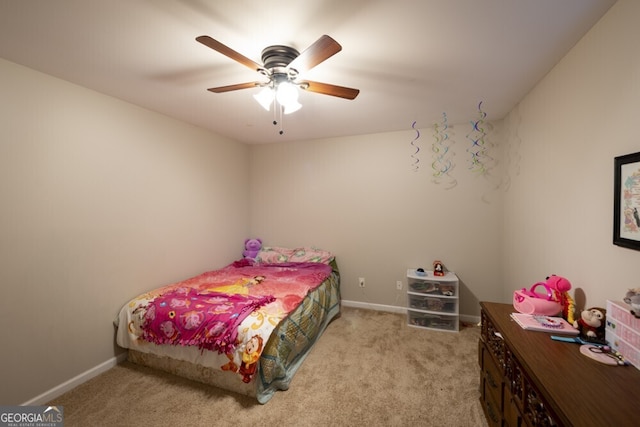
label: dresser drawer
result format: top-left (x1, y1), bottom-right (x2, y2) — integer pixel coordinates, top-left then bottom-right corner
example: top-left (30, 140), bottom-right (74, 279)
top-left (481, 391), bottom-right (502, 427)
top-left (482, 346), bottom-right (504, 413)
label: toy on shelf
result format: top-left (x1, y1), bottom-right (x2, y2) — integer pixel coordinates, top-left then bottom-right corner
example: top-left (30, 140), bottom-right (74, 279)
top-left (433, 260), bottom-right (444, 276)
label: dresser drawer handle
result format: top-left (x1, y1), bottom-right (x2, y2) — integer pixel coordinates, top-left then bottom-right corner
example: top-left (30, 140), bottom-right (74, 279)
top-left (485, 369), bottom-right (498, 389)
top-left (485, 400), bottom-right (500, 424)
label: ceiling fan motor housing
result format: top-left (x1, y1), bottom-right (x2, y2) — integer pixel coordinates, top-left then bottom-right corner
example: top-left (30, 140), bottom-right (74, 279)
top-left (261, 45), bottom-right (300, 71)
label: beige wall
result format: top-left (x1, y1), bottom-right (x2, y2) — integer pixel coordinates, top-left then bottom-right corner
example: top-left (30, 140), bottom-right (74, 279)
top-left (249, 128), bottom-right (506, 316)
top-left (501, 0), bottom-right (639, 310)
top-left (250, 0), bottom-right (640, 319)
top-left (3, 0), bottom-right (638, 407)
top-left (0, 59), bottom-right (250, 405)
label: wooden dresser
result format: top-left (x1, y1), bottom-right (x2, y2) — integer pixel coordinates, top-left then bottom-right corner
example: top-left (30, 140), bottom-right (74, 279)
top-left (479, 301), bottom-right (640, 427)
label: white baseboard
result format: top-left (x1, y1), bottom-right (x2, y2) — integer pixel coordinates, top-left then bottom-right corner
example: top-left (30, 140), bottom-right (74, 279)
top-left (22, 352), bottom-right (128, 406)
top-left (341, 299), bottom-right (407, 314)
top-left (341, 299), bottom-right (481, 325)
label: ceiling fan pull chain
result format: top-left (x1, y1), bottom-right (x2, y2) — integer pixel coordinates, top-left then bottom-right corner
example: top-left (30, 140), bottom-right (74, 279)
top-left (279, 105), bottom-right (284, 135)
top-left (272, 97), bottom-right (278, 126)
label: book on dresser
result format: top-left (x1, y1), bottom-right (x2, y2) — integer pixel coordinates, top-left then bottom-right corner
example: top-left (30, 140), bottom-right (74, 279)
top-left (510, 312), bottom-right (579, 334)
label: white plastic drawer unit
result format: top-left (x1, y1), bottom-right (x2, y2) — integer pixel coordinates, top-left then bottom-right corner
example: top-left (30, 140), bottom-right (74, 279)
top-left (406, 269), bottom-right (459, 332)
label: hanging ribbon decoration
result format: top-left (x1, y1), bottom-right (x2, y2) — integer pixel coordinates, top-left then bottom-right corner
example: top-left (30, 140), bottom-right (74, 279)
top-left (466, 101), bottom-right (493, 175)
top-left (410, 121), bottom-right (421, 171)
top-left (431, 113), bottom-right (457, 188)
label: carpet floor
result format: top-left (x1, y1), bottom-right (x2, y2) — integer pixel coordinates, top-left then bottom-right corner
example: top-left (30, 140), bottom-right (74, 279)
top-left (49, 306), bottom-right (488, 426)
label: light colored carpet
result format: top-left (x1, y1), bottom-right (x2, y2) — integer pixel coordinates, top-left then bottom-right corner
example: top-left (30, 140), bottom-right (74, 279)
top-left (49, 307), bottom-right (488, 426)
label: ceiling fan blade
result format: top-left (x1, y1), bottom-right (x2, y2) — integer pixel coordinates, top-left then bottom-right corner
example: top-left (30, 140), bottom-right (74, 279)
top-left (196, 36), bottom-right (263, 72)
top-left (288, 35), bottom-right (342, 74)
top-left (207, 82), bottom-right (261, 93)
top-left (299, 80), bottom-right (360, 100)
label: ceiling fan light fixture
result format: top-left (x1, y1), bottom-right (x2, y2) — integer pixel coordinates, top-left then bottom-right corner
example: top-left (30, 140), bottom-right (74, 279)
top-left (283, 100), bottom-right (302, 115)
top-left (253, 86), bottom-right (274, 111)
top-left (275, 81), bottom-right (299, 107)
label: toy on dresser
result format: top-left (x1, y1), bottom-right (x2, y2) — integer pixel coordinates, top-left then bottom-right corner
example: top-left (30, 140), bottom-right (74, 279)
top-left (623, 288), bottom-right (640, 318)
top-left (573, 307), bottom-right (607, 343)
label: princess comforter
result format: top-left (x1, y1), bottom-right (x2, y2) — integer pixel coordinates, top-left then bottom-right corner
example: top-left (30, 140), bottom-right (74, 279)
top-left (115, 249), bottom-right (340, 403)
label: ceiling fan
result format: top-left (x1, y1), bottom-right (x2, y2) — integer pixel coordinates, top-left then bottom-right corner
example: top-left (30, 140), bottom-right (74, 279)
top-left (196, 34), bottom-right (360, 115)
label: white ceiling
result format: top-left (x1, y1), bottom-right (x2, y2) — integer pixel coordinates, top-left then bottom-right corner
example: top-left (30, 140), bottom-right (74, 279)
top-left (0, 0), bottom-right (617, 144)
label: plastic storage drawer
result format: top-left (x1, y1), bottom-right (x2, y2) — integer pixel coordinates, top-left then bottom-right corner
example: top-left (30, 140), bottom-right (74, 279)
top-left (407, 278), bottom-right (457, 297)
top-left (408, 294), bottom-right (457, 313)
top-left (407, 310), bottom-right (457, 331)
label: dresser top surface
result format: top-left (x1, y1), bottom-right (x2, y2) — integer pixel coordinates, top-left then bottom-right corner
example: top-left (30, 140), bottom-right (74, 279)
top-left (481, 301), bottom-right (640, 426)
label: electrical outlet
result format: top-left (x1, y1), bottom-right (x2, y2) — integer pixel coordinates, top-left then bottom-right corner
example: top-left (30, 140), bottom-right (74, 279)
top-left (396, 280), bottom-right (403, 290)
top-left (358, 277), bottom-right (365, 288)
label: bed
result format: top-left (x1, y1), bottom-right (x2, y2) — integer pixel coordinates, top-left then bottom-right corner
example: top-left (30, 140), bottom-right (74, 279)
top-left (115, 246), bottom-right (340, 403)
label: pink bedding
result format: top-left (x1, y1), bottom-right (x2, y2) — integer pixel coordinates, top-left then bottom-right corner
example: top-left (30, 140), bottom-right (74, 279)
top-left (132, 262), bottom-right (332, 380)
top-left (116, 256), bottom-right (340, 401)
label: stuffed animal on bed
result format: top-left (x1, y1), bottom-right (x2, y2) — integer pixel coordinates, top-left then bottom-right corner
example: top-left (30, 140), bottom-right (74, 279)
top-left (243, 238), bottom-right (262, 259)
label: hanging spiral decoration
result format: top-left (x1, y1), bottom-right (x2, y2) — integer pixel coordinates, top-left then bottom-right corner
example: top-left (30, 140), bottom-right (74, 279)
top-left (410, 121), bottom-right (421, 171)
top-left (466, 101), bottom-right (493, 175)
top-left (431, 112), bottom-right (457, 188)
top-left (431, 112), bottom-right (451, 178)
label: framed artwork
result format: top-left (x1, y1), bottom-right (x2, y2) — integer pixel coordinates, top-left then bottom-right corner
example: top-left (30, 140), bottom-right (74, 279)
top-left (613, 151), bottom-right (640, 250)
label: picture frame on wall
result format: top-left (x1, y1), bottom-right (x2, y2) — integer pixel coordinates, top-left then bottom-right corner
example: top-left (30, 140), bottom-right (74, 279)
top-left (613, 151), bottom-right (640, 250)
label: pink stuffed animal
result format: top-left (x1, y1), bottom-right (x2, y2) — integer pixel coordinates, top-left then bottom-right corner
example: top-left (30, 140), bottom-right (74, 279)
top-left (243, 238), bottom-right (262, 259)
